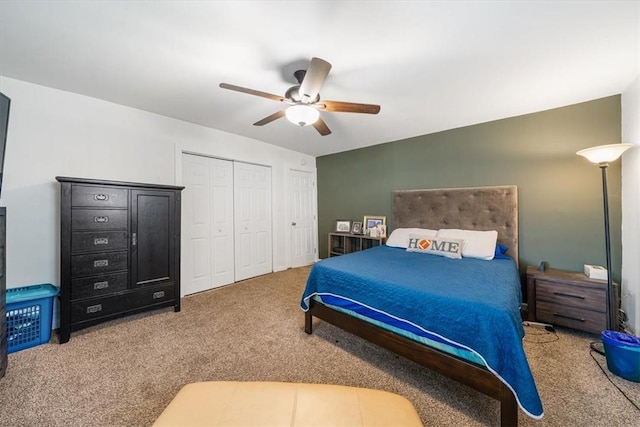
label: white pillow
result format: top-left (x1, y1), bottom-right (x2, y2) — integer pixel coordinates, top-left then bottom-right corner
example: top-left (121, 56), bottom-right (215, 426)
top-left (386, 228), bottom-right (437, 248)
top-left (406, 233), bottom-right (464, 259)
top-left (436, 229), bottom-right (498, 260)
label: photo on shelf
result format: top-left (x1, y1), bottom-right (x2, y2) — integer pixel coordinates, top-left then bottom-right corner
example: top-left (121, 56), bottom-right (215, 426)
top-left (363, 215), bottom-right (386, 231)
top-left (351, 221), bottom-right (362, 234)
top-left (335, 220), bottom-right (351, 233)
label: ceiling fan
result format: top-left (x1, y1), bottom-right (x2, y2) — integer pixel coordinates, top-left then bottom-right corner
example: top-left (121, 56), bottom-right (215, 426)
top-left (219, 57), bottom-right (380, 136)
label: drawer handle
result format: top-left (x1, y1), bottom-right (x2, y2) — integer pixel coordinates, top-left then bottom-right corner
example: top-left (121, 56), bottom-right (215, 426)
top-left (93, 281), bottom-right (109, 290)
top-left (553, 292), bottom-right (585, 300)
top-left (93, 259), bottom-right (109, 268)
top-left (94, 237), bottom-right (109, 245)
top-left (153, 291), bottom-right (165, 299)
top-left (86, 304), bottom-right (102, 314)
top-left (94, 216), bottom-right (109, 223)
top-left (553, 313), bottom-right (585, 322)
top-left (94, 194), bottom-right (109, 201)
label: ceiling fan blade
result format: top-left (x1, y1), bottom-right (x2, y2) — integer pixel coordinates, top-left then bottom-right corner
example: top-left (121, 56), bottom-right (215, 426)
top-left (299, 57), bottom-right (332, 103)
top-left (220, 83), bottom-right (285, 102)
top-left (312, 116), bottom-right (332, 136)
top-left (319, 100), bottom-right (381, 114)
top-left (253, 110), bottom-right (285, 126)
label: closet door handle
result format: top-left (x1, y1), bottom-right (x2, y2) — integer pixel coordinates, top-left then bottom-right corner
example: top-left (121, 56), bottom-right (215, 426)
top-left (132, 233), bottom-right (137, 246)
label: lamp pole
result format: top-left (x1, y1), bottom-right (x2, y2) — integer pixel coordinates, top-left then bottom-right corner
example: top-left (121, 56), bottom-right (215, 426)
top-left (599, 163), bottom-right (617, 331)
top-left (577, 143), bottom-right (631, 333)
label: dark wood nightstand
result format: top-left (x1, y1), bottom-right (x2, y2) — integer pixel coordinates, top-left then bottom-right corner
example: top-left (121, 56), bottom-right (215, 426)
top-left (526, 266), bottom-right (619, 334)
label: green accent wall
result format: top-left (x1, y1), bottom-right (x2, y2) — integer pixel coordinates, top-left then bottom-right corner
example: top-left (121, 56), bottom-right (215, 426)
top-left (317, 96), bottom-right (623, 280)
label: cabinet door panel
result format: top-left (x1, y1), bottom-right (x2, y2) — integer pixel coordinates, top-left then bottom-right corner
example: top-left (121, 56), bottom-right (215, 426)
top-left (131, 190), bottom-right (175, 287)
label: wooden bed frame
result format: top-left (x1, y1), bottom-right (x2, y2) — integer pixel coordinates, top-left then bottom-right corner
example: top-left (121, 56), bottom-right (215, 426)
top-left (305, 186), bottom-right (521, 427)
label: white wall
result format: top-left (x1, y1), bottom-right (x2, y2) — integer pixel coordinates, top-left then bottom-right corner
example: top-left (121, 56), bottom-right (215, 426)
top-left (622, 73), bottom-right (640, 335)
top-left (0, 76), bottom-right (317, 295)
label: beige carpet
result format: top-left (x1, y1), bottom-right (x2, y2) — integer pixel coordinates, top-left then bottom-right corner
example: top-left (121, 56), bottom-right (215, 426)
top-left (0, 266), bottom-right (638, 426)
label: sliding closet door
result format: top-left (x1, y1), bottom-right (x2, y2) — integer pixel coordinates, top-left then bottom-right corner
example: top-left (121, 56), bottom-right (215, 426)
top-left (182, 154), bottom-right (234, 295)
top-left (234, 162), bottom-right (272, 281)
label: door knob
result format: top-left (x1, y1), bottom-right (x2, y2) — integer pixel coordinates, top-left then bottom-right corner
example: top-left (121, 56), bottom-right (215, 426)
top-left (291, 222), bottom-right (297, 226)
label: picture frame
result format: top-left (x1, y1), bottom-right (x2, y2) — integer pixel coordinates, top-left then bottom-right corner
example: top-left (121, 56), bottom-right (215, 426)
top-left (335, 220), bottom-right (351, 233)
top-left (377, 224), bottom-right (387, 238)
top-left (363, 215), bottom-right (386, 231)
top-left (351, 221), bottom-right (362, 234)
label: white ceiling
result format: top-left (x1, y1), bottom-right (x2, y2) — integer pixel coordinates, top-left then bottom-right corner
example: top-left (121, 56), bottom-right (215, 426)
top-left (0, 1), bottom-right (638, 157)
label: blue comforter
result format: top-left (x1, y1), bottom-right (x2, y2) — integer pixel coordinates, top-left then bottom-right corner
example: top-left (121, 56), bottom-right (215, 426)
top-left (300, 245), bottom-right (543, 419)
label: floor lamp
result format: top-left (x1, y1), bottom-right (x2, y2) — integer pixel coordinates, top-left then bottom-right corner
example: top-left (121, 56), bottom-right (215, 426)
top-left (576, 143), bottom-right (632, 331)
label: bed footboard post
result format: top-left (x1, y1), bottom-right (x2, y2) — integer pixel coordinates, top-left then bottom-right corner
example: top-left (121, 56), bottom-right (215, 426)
top-left (500, 384), bottom-right (518, 427)
top-left (304, 309), bottom-right (313, 334)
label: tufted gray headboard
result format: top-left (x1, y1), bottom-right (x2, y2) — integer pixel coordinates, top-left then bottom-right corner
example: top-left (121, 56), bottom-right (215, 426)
top-left (392, 186), bottom-right (518, 266)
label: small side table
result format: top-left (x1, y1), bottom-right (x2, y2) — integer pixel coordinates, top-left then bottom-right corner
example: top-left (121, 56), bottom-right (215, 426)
top-left (526, 266), bottom-right (618, 334)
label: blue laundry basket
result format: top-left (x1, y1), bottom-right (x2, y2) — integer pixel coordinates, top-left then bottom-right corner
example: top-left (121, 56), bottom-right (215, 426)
top-left (601, 330), bottom-right (640, 383)
top-left (6, 284), bottom-right (59, 353)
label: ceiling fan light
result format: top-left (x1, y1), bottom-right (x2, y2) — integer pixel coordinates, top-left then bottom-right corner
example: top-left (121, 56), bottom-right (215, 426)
top-left (285, 105), bottom-right (319, 127)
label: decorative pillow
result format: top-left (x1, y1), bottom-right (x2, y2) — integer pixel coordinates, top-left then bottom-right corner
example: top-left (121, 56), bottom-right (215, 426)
top-left (436, 229), bottom-right (498, 260)
top-left (406, 234), bottom-right (464, 259)
top-left (386, 228), bottom-right (437, 248)
top-left (494, 243), bottom-right (510, 260)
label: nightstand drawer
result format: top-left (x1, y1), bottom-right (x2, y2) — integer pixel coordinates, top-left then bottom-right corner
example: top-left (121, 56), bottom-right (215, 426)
top-left (537, 301), bottom-right (606, 334)
top-left (536, 280), bottom-right (605, 312)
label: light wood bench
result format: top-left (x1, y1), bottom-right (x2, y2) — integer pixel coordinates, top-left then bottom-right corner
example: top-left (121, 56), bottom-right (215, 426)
top-left (153, 381), bottom-right (423, 426)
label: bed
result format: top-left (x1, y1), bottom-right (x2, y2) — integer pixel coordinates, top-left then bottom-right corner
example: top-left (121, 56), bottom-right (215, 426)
top-left (301, 186), bottom-right (542, 426)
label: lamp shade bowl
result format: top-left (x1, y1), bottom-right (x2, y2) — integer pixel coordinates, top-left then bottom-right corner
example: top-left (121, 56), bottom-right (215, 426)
top-left (576, 143), bottom-right (633, 165)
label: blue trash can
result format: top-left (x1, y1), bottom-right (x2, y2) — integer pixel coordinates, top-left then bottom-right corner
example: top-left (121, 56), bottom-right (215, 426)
top-left (601, 330), bottom-right (640, 383)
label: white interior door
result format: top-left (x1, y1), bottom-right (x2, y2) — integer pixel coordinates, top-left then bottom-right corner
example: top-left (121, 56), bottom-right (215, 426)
top-left (234, 162), bottom-right (272, 281)
top-left (290, 169), bottom-right (316, 267)
top-left (182, 154), bottom-right (234, 296)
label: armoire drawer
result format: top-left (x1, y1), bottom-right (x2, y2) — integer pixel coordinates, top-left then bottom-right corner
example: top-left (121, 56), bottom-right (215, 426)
top-left (70, 284), bottom-right (175, 323)
top-left (71, 271), bottom-right (129, 300)
top-left (71, 251), bottom-right (128, 277)
top-left (72, 231), bottom-right (128, 254)
top-left (71, 209), bottom-right (128, 231)
top-left (72, 185), bottom-right (128, 208)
